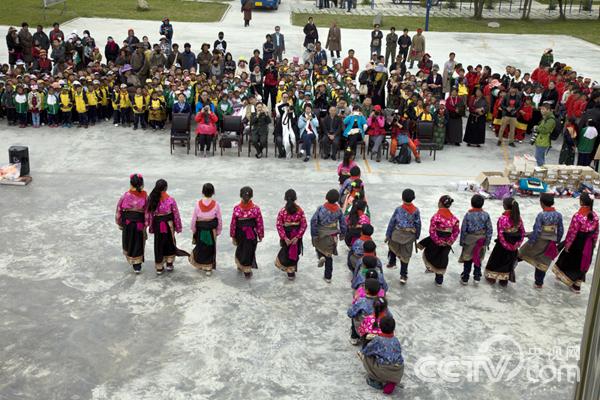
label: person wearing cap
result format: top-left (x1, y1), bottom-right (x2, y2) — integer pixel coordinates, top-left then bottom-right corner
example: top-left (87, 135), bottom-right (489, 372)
top-left (59, 85), bottom-right (73, 128)
top-left (408, 28), bottom-right (425, 69)
top-left (45, 85), bottom-right (60, 127)
top-left (85, 80), bottom-right (100, 126)
top-left (159, 17), bottom-right (173, 46)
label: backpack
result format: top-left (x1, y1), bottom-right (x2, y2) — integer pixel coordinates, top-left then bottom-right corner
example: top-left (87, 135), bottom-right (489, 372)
top-left (396, 144), bottom-right (411, 164)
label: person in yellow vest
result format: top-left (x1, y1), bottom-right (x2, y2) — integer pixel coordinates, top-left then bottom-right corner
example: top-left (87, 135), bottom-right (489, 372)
top-left (98, 79), bottom-right (110, 121)
top-left (118, 84), bottom-right (132, 127)
top-left (111, 84), bottom-right (122, 126)
top-left (132, 86), bottom-right (147, 130)
top-left (86, 80), bottom-right (100, 126)
top-left (73, 81), bottom-right (89, 128)
top-left (148, 90), bottom-right (166, 130)
top-left (59, 84), bottom-right (74, 128)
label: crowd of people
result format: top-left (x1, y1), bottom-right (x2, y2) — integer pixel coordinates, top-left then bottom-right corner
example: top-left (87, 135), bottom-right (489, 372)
top-left (115, 154), bottom-right (598, 392)
top-left (4, 19), bottom-right (600, 166)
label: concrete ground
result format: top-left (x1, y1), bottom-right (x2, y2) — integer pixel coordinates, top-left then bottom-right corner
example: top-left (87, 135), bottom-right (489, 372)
top-left (0, 3), bottom-right (597, 400)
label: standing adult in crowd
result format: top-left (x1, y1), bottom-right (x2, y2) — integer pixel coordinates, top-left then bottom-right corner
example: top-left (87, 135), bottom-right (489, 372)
top-left (18, 22), bottom-right (33, 66)
top-left (370, 24), bottom-right (383, 57)
top-left (442, 52), bottom-right (456, 95)
top-left (303, 17), bottom-right (319, 48)
top-left (159, 17), bottom-right (173, 46)
top-left (398, 28), bottom-right (411, 63)
top-left (497, 85), bottom-right (522, 147)
top-left (6, 27), bottom-right (21, 68)
top-left (326, 21), bottom-right (341, 59)
top-left (125, 29), bottom-right (140, 52)
top-left (33, 25), bottom-right (50, 51)
top-left (385, 27), bottom-right (398, 68)
top-left (241, 0), bottom-right (253, 27)
top-left (49, 22), bottom-right (64, 43)
top-left (409, 28), bottom-right (425, 69)
top-left (343, 49), bottom-right (359, 79)
top-left (272, 26), bottom-right (285, 63)
top-left (463, 88), bottom-right (487, 147)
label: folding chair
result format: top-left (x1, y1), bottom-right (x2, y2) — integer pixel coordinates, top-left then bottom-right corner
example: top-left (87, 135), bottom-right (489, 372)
top-left (170, 113), bottom-right (191, 154)
top-left (219, 115), bottom-right (242, 157)
top-left (416, 120), bottom-right (437, 161)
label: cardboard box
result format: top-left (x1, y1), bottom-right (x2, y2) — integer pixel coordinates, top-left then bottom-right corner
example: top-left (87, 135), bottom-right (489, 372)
top-left (477, 171), bottom-right (511, 192)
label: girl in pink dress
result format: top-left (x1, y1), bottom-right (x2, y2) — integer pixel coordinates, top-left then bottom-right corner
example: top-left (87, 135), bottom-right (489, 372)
top-left (417, 195), bottom-right (460, 286)
top-left (189, 183), bottom-right (223, 276)
top-left (115, 174), bottom-right (147, 274)
top-left (337, 149), bottom-right (358, 185)
top-left (146, 179), bottom-right (185, 274)
top-left (230, 186), bottom-right (264, 278)
top-left (275, 189), bottom-right (307, 280)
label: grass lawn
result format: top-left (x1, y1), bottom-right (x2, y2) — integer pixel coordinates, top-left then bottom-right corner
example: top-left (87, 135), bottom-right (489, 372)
top-left (292, 13), bottom-right (600, 45)
top-left (0, 0), bottom-right (229, 27)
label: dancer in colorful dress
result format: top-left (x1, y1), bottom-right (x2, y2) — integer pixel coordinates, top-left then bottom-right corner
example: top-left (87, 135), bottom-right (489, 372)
top-left (275, 189), bottom-right (308, 280)
top-left (230, 186), bottom-right (264, 278)
top-left (189, 183), bottom-right (223, 276)
top-left (311, 189), bottom-right (348, 283)
top-left (385, 189), bottom-right (421, 284)
top-left (518, 193), bottom-right (563, 289)
top-left (553, 193), bottom-right (599, 294)
top-left (458, 194), bottom-right (493, 285)
top-left (146, 179), bottom-right (185, 274)
top-left (417, 195), bottom-right (460, 286)
top-left (115, 173), bottom-right (147, 274)
top-left (485, 198), bottom-right (525, 287)
top-left (345, 199), bottom-right (370, 248)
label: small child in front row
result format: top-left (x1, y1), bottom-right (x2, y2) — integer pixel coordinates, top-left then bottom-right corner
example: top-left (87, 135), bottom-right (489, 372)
top-left (359, 316), bottom-right (404, 395)
top-left (458, 194), bottom-right (493, 285)
top-left (348, 278), bottom-right (381, 346)
top-left (14, 85), bottom-right (28, 128)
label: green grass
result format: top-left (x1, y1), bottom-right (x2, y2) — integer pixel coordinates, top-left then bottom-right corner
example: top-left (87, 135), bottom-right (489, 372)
top-left (535, 0), bottom-right (599, 5)
top-left (0, 0), bottom-right (228, 27)
top-left (292, 13), bottom-right (600, 45)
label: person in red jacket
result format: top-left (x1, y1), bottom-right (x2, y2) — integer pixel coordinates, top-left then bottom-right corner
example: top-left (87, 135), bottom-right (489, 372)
top-left (367, 105), bottom-right (387, 162)
top-left (195, 105), bottom-right (218, 157)
top-left (342, 49), bottom-right (360, 79)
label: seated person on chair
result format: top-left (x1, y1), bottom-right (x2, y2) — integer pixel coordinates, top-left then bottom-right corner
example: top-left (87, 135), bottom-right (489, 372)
top-left (172, 93), bottom-right (191, 115)
top-left (343, 108), bottom-right (368, 155)
top-left (298, 103), bottom-right (319, 163)
top-left (250, 102), bottom-right (271, 159)
top-left (389, 110), bottom-right (420, 163)
top-left (320, 106), bottom-right (344, 161)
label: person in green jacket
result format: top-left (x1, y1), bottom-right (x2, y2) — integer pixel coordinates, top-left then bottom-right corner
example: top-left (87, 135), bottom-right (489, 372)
top-left (577, 119), bottom-right (598, 167)
top-left (533, 103), bottom-right (555, 166)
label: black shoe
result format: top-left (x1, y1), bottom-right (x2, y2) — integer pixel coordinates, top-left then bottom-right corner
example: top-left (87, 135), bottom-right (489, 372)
top-left (497, 141), bottom-right (502, 146)
top-left (455, 143), bottom-right (461, 146)
top-left (303, 156), bottom-right (310, 162)
top-left (509, 142), bottom-right (516, 147)
top-left (323, 154), bottom-right (330, 160)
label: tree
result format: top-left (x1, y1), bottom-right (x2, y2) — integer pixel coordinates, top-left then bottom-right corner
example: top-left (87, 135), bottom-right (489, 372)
top-left (473, 0), bottom-right (485, 19)
top-left (521, 0), bottom-right (533, 19)
top-left (556, 0), bottom-right (566, 20)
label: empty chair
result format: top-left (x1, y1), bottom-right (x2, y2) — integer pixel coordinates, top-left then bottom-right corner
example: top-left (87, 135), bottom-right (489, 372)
top-left (220, 115), bottom-right (243, 157)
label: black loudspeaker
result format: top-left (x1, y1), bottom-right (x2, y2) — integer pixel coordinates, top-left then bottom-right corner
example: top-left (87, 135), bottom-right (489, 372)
top-left (9, 146), bottom-right (30, 176)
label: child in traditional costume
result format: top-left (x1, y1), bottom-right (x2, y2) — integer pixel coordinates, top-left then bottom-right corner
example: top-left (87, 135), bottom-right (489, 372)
top-left (353, 269), bottom-right (386, 303)
top-left (359, 316), bottom-right (404, 395)
top-left (349, 224), bottom-right (373, 273)
top-left (339, 165), bottom-right (361, 202)
top-left (230, 186), bottom-right (264, 278)
top-left (418, 195), bottom-right (460, 286)
top-left (385, 189), bottom-right (421, 284)
top-left (358, 297), bottom-right (393, 340)
top-left (458, 194), bottom-right (493, 285)
top-left (146, 179), bottom-right (185, 274)
top-left (518, 193), bottom-right (564, 288)
top-left (553, 193), bottom-right (599, 294)
top-left (348, 278), bottom-right (381, 346)
top-left (345, 199), bottom-right (370, 248)
top-left (115, 174), bottom-right (147, 273)
top-left (310, 189), bottom-right (347, 283)
top-left (337, 150), bottom-right (358, 185)
top-left (189, 183), bottom-right (222, 276)
top-left (485, 198), bottom-right (525, 286)
top-left (275, 189), bottom-right (307, 280)
top-left (352, 252), bottom-right (388, 293)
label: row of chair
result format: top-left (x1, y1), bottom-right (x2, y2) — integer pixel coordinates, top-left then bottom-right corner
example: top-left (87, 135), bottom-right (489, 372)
top-left (170, 112), bottom-right (439, 161)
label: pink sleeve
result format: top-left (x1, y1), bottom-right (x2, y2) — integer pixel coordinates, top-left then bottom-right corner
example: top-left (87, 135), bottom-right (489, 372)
top-left (448, 217), bottom-right (460, 245)
top-left (191, 204), bottom-right (199, 234)
top-left (497, 217), bottom-right (510, 250)
top-left (337, 162), bottom-right (343, 175)
top-left (216, 203), bottom-right (223, 236)
top-left (429, 214), bottom-right (442, 245)
top-left (377, 116), bottom-right (385, 127)
top-left (230, 207), bottom-right (237, 238)
top-left (171, 199), bottom-right (182, 233)
top-left (256, 207), bottom-right (265, 240)
top-left (276, 209), bottom-right (286, 240)
top-left (592, 218), bottom-right (599, 248)
top-left (298, 209), bottom-right (308, 238)
top-left (564, 214), bottom-right (581, 250)
top-left (116, 194), bottom-right (124, 225)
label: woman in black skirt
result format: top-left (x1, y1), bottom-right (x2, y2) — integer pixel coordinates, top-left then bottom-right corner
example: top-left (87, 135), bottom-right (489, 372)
top-left (189, 183), bottom-right (223, 276)
top-left (445, 88), bottom-right (464, 146)
top-left (463, 88), bottom-right (487, 147)
top-left (553, 193), bottom-right (599, 293)
top-left (115, 174), bottom-right (147, 274)
top-left (275, 189), bottom-right (308, 280)
top-left (485, 198), bottom-right (525, 286)
top-left (146, 179), bottom-right (186, 274)
top-left (230, 186), bottom-right (264, 278)
top-left (417, 195), bottom-right (460, 286)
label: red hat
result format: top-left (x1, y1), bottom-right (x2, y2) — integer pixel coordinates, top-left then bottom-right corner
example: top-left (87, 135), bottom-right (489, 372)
top-left (373, 105), bottom-right (382, 112)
